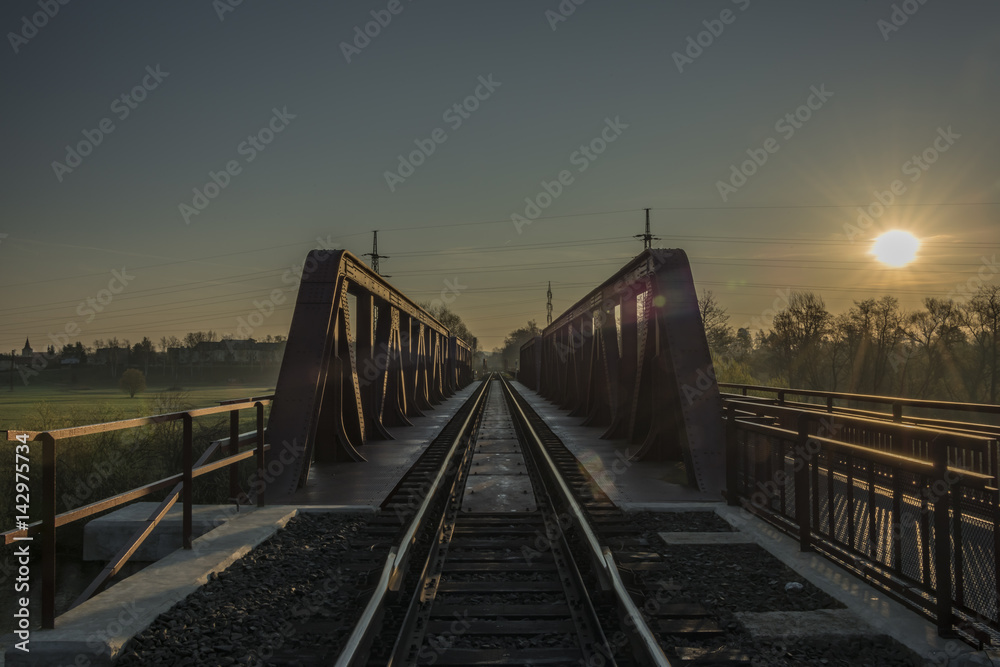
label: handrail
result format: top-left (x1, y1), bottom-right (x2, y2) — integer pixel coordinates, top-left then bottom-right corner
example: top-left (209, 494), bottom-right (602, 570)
top-left (719, 382), bottom-right (1000, 416)
top-left (1, 397), bottom-right (272, 629)
top-left (733, 415), bottom-right (994, 484)
top-left (3, 398), bottom-right (271, 442)
top-left (723, 399), bottom-right (997, 451)
top-left (500, 376), bottom-right (672, 666)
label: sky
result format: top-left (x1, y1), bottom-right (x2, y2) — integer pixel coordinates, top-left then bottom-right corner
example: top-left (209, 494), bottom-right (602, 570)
top-left (1, 0), bottom-right (998, 354)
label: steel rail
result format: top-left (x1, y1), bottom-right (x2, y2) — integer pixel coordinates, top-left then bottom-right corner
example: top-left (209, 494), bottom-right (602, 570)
top-left (334, 378), bottom-right (490, 667)
top-left (499, 376), bottom-right (672, 667)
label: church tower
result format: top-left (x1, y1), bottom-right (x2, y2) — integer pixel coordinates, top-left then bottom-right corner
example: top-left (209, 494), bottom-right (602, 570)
top-left (22, 337), bottom-right (32, 358)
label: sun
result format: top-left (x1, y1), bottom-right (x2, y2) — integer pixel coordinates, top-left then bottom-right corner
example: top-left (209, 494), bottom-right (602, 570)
top-left (871, 230), bottom-right (920, 267)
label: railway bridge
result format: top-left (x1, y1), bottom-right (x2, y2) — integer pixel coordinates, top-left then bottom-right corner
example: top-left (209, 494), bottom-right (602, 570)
top-left (4, 248), bottom-right (1000, 666)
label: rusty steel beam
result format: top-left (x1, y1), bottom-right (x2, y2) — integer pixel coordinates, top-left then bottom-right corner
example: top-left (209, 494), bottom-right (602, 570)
top-left (266, 250), bottom-right (473, 501)
top-left (519, 249), bottom-right (725, 497)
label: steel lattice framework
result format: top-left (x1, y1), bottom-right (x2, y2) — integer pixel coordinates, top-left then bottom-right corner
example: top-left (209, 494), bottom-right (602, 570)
top-left (519, 248), bottom-right (725, 496)
top-left (267, 249), bottom-right (473, 501)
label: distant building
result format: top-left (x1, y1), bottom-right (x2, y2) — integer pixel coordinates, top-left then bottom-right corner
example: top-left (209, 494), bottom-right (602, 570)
top-left (21, 337), bottom-right (32, 358)
top-left (169, 339), bottom-right (286, 366)
top-left (92, 347), bottom-right (129, 367)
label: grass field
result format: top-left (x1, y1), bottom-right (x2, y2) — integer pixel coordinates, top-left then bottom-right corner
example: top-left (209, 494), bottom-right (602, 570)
top-left (0, 384), bottom-right (276, 430)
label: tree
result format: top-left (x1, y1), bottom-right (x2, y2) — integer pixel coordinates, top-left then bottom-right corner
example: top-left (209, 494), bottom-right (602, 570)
top-left (423, 303), bottom-right (476, 346)
top-left (184, 331), bottom-right (216, 348)
top-left (698, 290), bottom-right (734, 355)
top-left (492, 320), bottom-right (541, 371)
top-left (133, 337), bottom-right (153, 375)
top-left (965, 285), bottom-right (1000, 403)
top-left (768, 292), bottom-right (831, 388)
top-left (119, 369), bottom-right (146, 398)
top-left (904, 298), bottom-right (965, 398)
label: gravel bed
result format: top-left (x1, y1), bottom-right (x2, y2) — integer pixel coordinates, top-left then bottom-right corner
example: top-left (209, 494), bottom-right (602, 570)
top-left (628, 510), bottom-right (736, 534)
top-left (608, 519), bottom-right (921, 665)
top-left (116, 512), bottom-right (378, 666)
top-left (742, 635), bottom-right (922, 666)
top-left (643, 543), bottom-right (841, 613)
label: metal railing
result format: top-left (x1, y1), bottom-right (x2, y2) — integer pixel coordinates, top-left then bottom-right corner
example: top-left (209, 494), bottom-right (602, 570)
top-left (725, 399), bottom-right (1000, 641)
top-left (2, 396), bottom-right (272, 629)
top-left (719, 382), bottom-right (1000, 438)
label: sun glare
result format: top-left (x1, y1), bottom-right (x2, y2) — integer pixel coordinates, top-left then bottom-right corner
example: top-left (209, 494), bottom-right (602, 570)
top-left (871, 230), bottom-right (920, 267)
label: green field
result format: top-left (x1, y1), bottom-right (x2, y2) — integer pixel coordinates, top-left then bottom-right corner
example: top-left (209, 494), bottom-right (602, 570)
top-left (0, 384), bottom-right (275, 430)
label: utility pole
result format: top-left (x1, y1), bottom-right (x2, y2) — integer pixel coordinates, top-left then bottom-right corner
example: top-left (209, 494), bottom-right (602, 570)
top-left (10, 350), bottom-right (15, 391)
top-left (546, 282), bottom-right (553, 326)
top-left (634, 208), bottom-right (660, 250)
top-left (364, 230), bottom-right (390, 277)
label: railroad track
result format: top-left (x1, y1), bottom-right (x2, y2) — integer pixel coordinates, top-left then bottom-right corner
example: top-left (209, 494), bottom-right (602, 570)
top-left (334, 374), bottom-right (670, 666)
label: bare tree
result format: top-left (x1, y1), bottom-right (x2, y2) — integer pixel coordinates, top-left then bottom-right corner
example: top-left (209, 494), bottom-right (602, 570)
top-left (698, 290), bottom-right (734, 355)
top-left (965, 285), bottom-right (1000, 403)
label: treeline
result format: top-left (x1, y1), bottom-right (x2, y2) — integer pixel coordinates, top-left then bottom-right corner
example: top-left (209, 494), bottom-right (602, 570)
top-left (701, 284), bottom-right (1000, 403)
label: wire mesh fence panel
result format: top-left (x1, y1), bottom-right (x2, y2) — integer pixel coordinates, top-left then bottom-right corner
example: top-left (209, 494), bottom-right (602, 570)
top-left (729, 405), bottom-right (1000, 638)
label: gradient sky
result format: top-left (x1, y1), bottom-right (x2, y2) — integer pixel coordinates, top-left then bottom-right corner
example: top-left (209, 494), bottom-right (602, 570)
top-left (1, 0), bottom-right (998, 355)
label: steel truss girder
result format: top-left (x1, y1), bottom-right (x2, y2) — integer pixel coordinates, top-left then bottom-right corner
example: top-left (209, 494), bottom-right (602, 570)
top-left (519, 249), bottom-right (725, 497)
top-left (266, 250), bottom-right (473, 501)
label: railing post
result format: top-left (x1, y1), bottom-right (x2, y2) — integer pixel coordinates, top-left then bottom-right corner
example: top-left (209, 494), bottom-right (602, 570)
top-left (826, 396), bottom-right (834, 413)
top-left (41, 433), bottom-right (56, 629)
top-left (228, 410), bottom-right (240, 501)
top-left (795, 414), bottom-right (812, 552)
top-left (932, 439), bottom-right (953, 636)
top-left (725, 405), bottom-right (739, 506)
top-left (256, 402), bottom-right (266, 508)
top-left (182, 414), bottom-right (193, 549)
top-left (893, 402), bottom-right (903, 423)
top-left (777, 390), bottom-right (785, 405)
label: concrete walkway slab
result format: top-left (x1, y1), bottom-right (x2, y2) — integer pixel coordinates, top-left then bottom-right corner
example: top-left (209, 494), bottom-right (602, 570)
top-left (83, 502), bottom-right (255, 561)
top-left (511, 381), bottom-right (717, 505)
top-left (735, 608), bottom-right (878, 640)
top-left (287, 382), bottom-right (479, 506)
